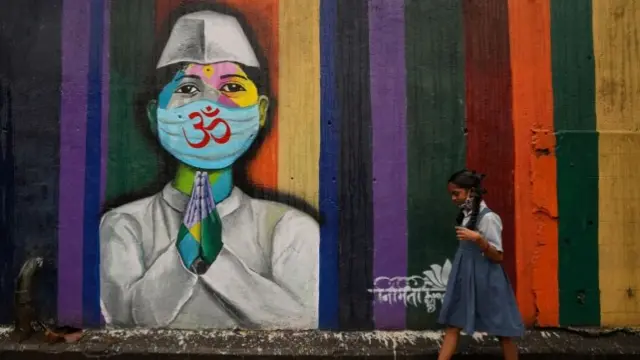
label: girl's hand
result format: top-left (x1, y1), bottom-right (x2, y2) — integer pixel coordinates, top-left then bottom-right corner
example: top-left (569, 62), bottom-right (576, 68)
top-left (455, 226), bottom-right (482, 242)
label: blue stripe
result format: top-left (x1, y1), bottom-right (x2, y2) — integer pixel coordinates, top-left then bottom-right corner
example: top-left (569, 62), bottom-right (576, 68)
top-left (82, 0), bottom-right (104, 326)
top-left (318, 0), bottom-right (340, 330)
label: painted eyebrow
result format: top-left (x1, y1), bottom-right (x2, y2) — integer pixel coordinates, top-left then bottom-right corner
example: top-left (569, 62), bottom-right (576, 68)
top-left (220, 74), bottom-right (248, 80)
top-left (174, 74), bottom-right (201, 82)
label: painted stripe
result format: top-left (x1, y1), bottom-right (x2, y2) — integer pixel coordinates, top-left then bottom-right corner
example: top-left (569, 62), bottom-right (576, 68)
top-left (277, 0), bottom-right (321, 209)
top-left (154, 0), bottom-right (180, 32)
top-left (58, 0), bottom-right (91, 326)
top-left (0, 77), bottom-right (15, 323)
top-left (405, 0), bottom-right (466, 329)
top-left (1, 0), bottom-right (63, 323)
top-left (0, 4), bottom-right (11, 325)
top-left (100, 0), bottom-right (110, 210)
top-left (0, 0), bottom-right (66, 321)
top-left (318, 0), bottom-right (340, 330)
top-left (106, 0), bottom-right (157, 203)
top-left (592, 0), bottom-right (640, 326)
top-left (368, 0), bottom-right (407, 330)
top-left (337, 0), bottom-right (374, 330)
top-left (82, 0), bottom-right (105, 326)
top-left (551, 0), bottom-right (600, 326)
top-left (99, 0), bottom-right (110, 325)
top-left (463, 0), bottom-right (517, 289)
top-left (507, 0), bottom-right (559, 326)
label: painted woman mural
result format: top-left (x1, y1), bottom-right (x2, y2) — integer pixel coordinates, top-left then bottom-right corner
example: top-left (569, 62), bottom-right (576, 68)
top-left (99, 10), bottom-right (320, 329)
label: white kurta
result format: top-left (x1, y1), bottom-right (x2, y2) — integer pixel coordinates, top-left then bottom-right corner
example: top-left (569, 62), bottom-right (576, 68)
top-left (99, 183), bottom-right (320, 329)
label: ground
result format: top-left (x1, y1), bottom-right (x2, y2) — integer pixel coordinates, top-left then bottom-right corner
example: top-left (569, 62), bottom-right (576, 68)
top-left (0, 326), bottom-right (639, 359)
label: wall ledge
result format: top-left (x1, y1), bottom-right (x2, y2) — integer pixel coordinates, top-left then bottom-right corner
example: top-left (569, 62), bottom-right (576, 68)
top-left (1, 327), bottom-right (639, 359)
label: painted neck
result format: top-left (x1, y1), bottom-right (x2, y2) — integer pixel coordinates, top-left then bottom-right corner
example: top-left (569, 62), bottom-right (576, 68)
top-left (173, 163), bottom-right (233, 203)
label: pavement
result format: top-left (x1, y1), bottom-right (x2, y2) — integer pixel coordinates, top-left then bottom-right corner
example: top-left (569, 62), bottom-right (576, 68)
top-left (1, 326), bottom-right (639, 359)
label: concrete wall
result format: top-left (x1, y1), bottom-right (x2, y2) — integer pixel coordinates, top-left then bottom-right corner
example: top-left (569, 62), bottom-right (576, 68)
top-left (0, 0), bottom-right (638, 330)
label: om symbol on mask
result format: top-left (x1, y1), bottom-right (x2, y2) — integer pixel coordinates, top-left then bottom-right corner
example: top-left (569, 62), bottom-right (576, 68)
top-left (183, 105), bottom-right (232, 148)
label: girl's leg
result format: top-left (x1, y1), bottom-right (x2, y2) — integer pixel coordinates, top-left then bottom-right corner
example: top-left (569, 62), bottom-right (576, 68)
top-left (437, 327), bottom-right (461, 360)
top-left (498, 337), bottom-right (519, 360)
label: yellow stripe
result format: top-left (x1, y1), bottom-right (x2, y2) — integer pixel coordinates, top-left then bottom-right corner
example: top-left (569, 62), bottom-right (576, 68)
top-left (593, 0), bottom-right (640, 326)
top-left (277, 0), bottom-right (321, 209)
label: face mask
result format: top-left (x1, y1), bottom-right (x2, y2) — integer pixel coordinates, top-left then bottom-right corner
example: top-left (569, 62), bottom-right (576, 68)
top-left (156, 99), bottom-right (260, 170)
top-left (459, 196), bottom-right (473, 211)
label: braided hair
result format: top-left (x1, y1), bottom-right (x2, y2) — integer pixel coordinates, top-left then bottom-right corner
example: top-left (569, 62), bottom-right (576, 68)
top-left (448, 169), bottom-right (486, 231)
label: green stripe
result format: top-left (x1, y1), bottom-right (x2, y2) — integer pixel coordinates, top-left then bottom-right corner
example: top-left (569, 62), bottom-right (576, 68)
top-left (405, 0), bottom-right (466, 329)
top-left (106, 1), bottom-right (163, 204)
top-left (551, 0), bottom-right (600, 326)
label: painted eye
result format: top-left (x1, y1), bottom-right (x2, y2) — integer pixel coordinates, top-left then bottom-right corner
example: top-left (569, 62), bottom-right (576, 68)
top-left (220, 83), bottom-right (246, 92)
top-left (175, 84), bottom-right (199, 94)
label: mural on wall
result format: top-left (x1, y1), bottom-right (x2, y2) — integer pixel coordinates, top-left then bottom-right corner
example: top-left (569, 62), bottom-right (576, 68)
top-left (100, 10), bottom-right (320, 329)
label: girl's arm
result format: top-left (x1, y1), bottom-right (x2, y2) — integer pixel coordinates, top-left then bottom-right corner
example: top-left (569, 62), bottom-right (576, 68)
top-left (475, 212), bottom-right (504, 263)
top-left (476, 236), bottom-right (503, 262)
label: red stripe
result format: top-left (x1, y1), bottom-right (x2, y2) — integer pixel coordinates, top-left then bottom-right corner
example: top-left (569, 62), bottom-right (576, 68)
top-left (155, 0), bottom-right (179, 32)
top-left (463, 0), bottom-right (517, 287)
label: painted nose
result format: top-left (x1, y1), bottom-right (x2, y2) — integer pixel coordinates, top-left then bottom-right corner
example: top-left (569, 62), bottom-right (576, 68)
top-left (202, 87), bottom-right (222, 102)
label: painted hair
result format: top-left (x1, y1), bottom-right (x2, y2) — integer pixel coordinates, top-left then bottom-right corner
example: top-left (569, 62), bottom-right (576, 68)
top-left (448, 169), bottom-right (486, 230)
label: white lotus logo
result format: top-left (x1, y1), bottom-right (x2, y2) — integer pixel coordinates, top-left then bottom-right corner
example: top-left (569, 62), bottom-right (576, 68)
top-left (422, 259), bottom-right (452, 291)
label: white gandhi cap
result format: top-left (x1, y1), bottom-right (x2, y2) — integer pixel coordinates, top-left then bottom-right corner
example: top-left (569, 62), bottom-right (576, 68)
top-left (156, 10), bottom-right (260, 69)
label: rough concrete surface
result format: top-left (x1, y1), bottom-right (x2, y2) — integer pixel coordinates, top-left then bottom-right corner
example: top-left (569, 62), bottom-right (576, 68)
top-left (0, 326), bottom-right (639, 359)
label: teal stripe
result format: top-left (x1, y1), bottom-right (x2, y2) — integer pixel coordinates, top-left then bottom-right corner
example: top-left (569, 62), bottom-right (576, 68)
top-left (405, 0), bottom-right (466, 329)
top-left (105, 0), bottom-right (161, 206)
top-left (551, 0), bottom-right (600, 326)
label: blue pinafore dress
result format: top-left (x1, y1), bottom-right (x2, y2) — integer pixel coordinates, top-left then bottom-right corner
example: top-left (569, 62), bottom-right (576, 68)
top-left (438, 204), bottom-right (524, 337)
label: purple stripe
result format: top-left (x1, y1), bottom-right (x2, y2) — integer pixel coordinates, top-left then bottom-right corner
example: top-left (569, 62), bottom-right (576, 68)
top-left (368, 0), bottom-right (408, 329)
top-left (100, 0), bottom-right (110, 207)
top-left (58, 0), bottom-right (91, 326)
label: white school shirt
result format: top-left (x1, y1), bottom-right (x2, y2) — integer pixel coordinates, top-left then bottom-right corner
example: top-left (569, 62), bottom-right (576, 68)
top-left (462, 201), bottom-right (503, 252)
top-left (99, 183), bottom-right (320, 329)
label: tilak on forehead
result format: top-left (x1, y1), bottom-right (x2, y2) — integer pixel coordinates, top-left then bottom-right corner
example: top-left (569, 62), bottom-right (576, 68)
top-left (183, 63), bottom-right (242, 81)
top-left (181, 63), bottom-right (250, 91)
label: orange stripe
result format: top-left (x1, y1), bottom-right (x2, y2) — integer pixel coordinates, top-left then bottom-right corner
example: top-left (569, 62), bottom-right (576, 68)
top-left (217, 0), bottom-right (279, 189)
top-left (507, 0), bottom-right (559, 326)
